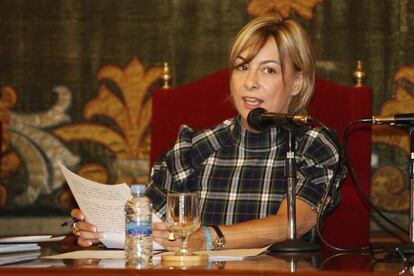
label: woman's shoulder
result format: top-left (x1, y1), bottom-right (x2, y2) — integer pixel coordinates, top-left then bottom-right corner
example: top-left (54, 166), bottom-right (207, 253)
top-left (177, 117), bottom-right (236, 143)
top-left (296, 125), bottom-right (341, 156)
top-left (298, 125), bottom-right (335, 140)
top-left (172, 117), bottom-right (236, 166)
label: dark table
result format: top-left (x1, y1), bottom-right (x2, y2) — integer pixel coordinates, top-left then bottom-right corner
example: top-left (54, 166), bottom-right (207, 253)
top-left (0, 236), bottom-right (412, 275)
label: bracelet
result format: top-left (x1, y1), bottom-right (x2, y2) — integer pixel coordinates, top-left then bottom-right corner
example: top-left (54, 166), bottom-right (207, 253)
top-left (202, 226), bottom-right (213, 251)
top-left (209, 225), bottom-right (225, 250)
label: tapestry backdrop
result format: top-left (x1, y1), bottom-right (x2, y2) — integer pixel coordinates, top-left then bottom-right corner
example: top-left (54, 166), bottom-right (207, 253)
top-left (1, 0), bottom-right (414, 236)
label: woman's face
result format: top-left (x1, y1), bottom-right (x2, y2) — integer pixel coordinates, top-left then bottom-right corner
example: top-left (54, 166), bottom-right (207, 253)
top-left (230, 37), bottom-right (303, 131)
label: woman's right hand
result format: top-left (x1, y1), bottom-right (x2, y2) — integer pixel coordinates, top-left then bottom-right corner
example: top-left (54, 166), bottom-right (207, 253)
top-left (70, 208), bottom-right (105, 247)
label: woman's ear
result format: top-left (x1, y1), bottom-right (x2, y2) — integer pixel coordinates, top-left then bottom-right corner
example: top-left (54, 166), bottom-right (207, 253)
top-left (291, 71), bottom-right (304, 96)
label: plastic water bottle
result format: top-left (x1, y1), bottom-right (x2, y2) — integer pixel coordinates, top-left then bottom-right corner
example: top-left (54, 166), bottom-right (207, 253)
top-left (124, 184), bottom-right (153, 267)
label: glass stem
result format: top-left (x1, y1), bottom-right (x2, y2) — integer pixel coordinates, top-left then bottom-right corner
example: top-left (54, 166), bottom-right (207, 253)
top-left (179, 235), bottom-right (189, 255)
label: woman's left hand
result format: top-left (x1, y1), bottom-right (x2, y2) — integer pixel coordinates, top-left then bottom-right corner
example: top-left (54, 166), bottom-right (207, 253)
top-left (152, 222), bottom-right (206, 252)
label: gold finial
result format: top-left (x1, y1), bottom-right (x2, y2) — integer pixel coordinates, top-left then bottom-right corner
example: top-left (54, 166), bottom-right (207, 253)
top-left (161, 62), bottom-right (172, 89)
top-left (352, 60), bottom-right (366, 87)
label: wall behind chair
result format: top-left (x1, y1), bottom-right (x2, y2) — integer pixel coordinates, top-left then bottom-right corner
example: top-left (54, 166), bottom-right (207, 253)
top-left (0, 0), bottom-right (413, 236)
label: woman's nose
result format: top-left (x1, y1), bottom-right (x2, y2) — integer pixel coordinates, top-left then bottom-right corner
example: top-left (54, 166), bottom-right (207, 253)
top-left (244, 70), bottom-right (260, 90)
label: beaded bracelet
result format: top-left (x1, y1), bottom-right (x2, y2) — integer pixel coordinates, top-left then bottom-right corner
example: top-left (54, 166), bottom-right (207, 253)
top-left (202, 226), bottom-right (213, 251)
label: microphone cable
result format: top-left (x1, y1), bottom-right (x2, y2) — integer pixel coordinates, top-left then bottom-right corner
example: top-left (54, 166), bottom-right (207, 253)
top-left (312, 118), bottom-right (372, 252)
top-left (313, 117), bottom-right (407, 254)
top-left (343, 119), bottom-right (408, 236)
top-left (247, 109), bottom-right (406, 253)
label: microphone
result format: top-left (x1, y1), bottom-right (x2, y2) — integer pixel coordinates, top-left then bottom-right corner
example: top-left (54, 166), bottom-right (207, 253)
top-left (371, 113), bottom-right (414, 125)
top-left (247, 107), bottom-right (313, 131)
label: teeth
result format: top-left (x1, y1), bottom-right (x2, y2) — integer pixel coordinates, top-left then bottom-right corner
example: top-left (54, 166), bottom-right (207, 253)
top-left (244, 97), bottom-right (261, 104)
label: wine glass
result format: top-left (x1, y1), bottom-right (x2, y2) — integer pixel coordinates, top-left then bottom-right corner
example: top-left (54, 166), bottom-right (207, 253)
top-left (166, 192), bottom-right (201, 256)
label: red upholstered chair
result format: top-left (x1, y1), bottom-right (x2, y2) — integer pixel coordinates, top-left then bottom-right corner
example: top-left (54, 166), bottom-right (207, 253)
top-left (309, 77), bottom-right (372, 248)
top-left (151, 70), bottom-right (236, 166)
top-left (151, 69), bottom-right (372, 248)
top-left (0, 121), bottom-right (2, 170)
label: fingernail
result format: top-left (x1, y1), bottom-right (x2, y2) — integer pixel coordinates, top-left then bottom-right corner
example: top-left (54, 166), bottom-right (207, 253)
top-left (86, 241), bottom-right (92, 246)
top-left (91, 226), bottom-right (97, 232)
top-left (99, 233), bottom-right (105, 238)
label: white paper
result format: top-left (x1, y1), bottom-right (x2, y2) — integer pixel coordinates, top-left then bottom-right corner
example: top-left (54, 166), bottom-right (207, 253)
top-left (43, 246), bottom-right (268, 262)
top-left (0, 235), bottom-right (65, 243)
top-left (197, 247), bottom-right (267, 261)
top-left (0, 251), bottom-right (41, 265)
top-left (59, 163), bottom-right (163, 250)
top-left (0, 243), bottom-right (40, 254)
top-left (44, 250), bottom-right (125, 259)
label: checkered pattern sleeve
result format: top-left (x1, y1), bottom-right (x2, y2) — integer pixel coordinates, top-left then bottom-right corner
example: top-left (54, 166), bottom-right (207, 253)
top-left (146, 119), bottom-right (233, 220)
top-left (295, 127), bottom-right (346, 213)
top-left (145, 125), bottom-right (196, 219)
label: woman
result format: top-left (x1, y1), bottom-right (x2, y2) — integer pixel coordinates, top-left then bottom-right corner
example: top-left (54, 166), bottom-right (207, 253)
top-left (71, 13), bottom-right (345, 250)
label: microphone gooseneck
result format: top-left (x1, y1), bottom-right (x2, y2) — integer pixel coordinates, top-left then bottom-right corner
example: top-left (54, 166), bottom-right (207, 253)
top-left (247, 107), bottom-right (313, 131)
top-left (370, 113), bottom-right (414, 125)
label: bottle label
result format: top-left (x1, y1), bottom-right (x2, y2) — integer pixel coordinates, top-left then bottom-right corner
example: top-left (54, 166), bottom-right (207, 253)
top-left (125, 220), bottom-right (152, 236)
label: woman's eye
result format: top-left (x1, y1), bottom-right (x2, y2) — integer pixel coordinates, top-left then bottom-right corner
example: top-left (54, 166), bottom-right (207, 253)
top-left (237, 64), bottom-right (248, 71)
top-left (264, 67), bottom-right (276, 74)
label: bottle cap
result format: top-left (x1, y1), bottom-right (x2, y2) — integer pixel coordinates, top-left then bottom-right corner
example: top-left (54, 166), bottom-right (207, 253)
top-left (131, 184), bottom-right (146, 194)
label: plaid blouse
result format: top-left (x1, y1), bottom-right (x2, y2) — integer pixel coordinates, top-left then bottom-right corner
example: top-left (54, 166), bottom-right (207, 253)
top-left (146, 117), bottom-right (345, 227)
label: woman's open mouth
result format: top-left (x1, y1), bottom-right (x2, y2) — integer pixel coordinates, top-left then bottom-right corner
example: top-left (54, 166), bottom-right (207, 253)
top-left (243, 96), bottom-right (263, 108)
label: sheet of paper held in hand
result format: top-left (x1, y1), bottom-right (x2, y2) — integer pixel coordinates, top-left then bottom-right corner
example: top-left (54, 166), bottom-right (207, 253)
top-left (59, 163), bottom-right (162, 250)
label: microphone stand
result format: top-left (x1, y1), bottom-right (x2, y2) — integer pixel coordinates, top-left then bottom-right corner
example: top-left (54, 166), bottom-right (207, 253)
top-left (269, 124), bottom-right (320, 252)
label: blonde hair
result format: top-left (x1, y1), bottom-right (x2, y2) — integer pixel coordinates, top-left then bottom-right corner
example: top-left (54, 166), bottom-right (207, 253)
top-left (228, 13), bottom-right (315, 114)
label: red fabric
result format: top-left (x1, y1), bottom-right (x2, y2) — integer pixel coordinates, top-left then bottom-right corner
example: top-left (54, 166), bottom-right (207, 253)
top-left (0, 121), bottom-right (2, 169)
top-left (0, 121), bottom-right (3, 168)
top-left (309, 77), bottom-right (372, 248)
top-left (151, 70), bottom-right (236, 165)
top-left (151, 69), bottom-right (372, 248)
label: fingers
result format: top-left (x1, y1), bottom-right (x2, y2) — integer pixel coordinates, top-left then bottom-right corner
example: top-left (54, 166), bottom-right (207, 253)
top-left (73, 258), bottom-right (101, 267)
top-left (152, 237), bottom-right (179, 252)
top-left (77, 220), bottom-right (97, 232)
top-left (152, 222), bottom-right (168, 230)
top-left (155, 229), bottom-right (205, 251)
top-left (69, 209), bottom-right (98, 232)
top-left (76, 220), bottom-right (104, 244)
top-left (152, 228), bottom-right (180, 251)
top-left (152, 229), bottom-right (167, 239)
top-left (70, 209), bottom-right (85, 220)
top-left (78, 228), bottom-right (104, 240)
top-left (70, 208), bottom-right (104, 247)
top-left (77, 237), bottom-right (101, 247)
top-left (75, 226), bottom-right (104, 247)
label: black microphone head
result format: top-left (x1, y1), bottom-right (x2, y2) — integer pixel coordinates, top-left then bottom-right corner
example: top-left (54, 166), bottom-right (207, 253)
top-left (247, 107), bottom-right (267, 131)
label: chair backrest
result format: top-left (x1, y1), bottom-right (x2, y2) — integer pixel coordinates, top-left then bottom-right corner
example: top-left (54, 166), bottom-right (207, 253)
top-left (0, 121), bottom-right (2, 171)
top-left (151, 69), bottom-right (372, 248)
top-left (309, 76), bottom-right (372, 248)
top-left (151, 70), bottom-right (236, 166)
